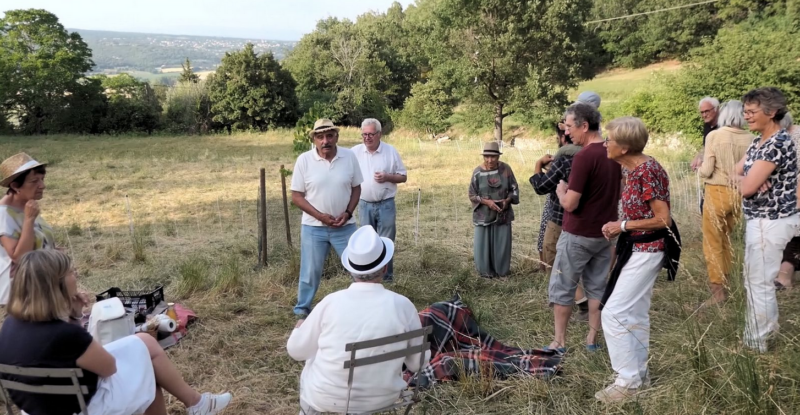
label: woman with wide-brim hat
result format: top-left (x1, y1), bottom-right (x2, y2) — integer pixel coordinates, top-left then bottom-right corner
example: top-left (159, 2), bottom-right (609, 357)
top-left (468, 142), bottom-right (520, 278)
top-left (0, 152), bottom-right (57, 305)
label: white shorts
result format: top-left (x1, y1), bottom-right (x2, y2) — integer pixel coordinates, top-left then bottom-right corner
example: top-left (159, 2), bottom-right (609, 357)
top-left (82, 335), bottom-right (157, 415)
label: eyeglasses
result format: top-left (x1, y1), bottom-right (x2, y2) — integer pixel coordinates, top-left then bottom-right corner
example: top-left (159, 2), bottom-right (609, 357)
top-left (743, 109), bottom-right (762, 117)
top-left (604, 136), bottom-right (615, 143)
top-left (361, 132), bottom-right (379, 138)
top-left (700, 109), bottom-right (715, 116)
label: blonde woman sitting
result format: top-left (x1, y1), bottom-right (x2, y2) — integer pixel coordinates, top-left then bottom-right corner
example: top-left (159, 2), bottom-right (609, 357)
top-left (0, 250), bottom-right (232, 415)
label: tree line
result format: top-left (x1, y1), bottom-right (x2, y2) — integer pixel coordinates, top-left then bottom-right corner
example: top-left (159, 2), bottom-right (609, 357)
top-left (1, 1), bottom-right (798, 141)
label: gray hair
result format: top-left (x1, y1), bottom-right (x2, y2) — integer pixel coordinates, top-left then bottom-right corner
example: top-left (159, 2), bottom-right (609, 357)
top-left (361, 118), bottom-right (382, 133)
top-left (717, 100), bottom-right (746, 129)
top-left (699, 96), bottom-right (720, 109)
top-left (564, 102), bottom-right (601, 132)
top-left (780, 112), bottom-right (793, 130)
top-left (742, 87), bottom-right (789, 122)
top-left (350, 267), bottom-right (385, 282)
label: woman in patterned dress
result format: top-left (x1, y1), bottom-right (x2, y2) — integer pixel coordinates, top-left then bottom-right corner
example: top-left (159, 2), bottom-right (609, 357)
top-left (469, 142), bottom-right (520, 278)
top-left (735, 87), bottom-right (798, 352)
top-left (0, 153), bottom-right (57, 305)
top-left (596, 117), bottom-right (672, 402)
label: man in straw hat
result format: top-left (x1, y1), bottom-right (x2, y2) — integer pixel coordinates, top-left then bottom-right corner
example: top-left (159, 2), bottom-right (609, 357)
top-left (287, 225), bottom-right (429, 414)
top-left (290, 119), bottom-right (363, 319)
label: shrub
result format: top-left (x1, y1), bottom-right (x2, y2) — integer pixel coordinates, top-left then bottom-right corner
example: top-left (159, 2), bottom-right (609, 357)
top-left (616, 15), bottom-right (800, 145)
top-left (395, 81), bottom-right (454, 137)
top-left (162, 81), bottom-right (214, 134)
top-left (293, 102), bottom-right (336, 155)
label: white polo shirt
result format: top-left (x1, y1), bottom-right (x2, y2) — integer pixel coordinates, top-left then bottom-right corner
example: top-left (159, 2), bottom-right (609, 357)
top-left (291, 146), bottom-right (363, 226)
top-left (287, 283), bottom-right (429, 413)
top-left (351, 142), bottom-right (407, 203)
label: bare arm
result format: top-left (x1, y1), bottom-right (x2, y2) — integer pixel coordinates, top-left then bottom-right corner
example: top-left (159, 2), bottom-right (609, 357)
top-left (332, 185), bottom-right (361, 227)
top-left (556, 181), bottom-right (581, 212)
top-left (602, 199), bottom-right (671, 239)
top-left (386, 173), bottom-right (407, 184)
top-left (739, 160), bottom-right (776, 198)
top-left (76, 340), bottom-right (117, 378)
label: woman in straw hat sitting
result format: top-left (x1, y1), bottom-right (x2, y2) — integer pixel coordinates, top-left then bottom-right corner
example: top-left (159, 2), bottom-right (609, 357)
top-left (0, 153), bottom-right (57, 305)
top-left (468, 142), bottom-right (520, 278)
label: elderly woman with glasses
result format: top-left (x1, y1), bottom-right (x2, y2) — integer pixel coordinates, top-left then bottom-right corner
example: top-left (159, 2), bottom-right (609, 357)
top-left (469, 142), bottom-right (520, 278)
top-left (734, 87), bottom-right (798, 352)
top-left (596, 117), bottom-right (679, 403)
top-left (697, 100), bottom-right (754, 305)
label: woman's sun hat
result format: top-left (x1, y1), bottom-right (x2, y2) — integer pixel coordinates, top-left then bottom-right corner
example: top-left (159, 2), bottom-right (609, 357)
top-left (341, 225), bottom-right (395, 275)
top-left (0, 153), bottom-right (47, 187)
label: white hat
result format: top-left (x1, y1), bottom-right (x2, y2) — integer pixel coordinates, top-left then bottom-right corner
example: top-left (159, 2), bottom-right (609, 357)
top-left (341, 225), bottom-right (395, 276)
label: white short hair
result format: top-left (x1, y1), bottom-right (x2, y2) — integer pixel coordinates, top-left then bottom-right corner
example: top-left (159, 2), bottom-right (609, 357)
top-left (698, 96), bottom-right (720, 109)
top-left (361, 118), bottom-right (382, 133)
top-left (350, 267), bottom-right (385, 282)
top-left (717, 100), bottom-right (746, 129)
top-left (780, 112), bottom-right (793, 129)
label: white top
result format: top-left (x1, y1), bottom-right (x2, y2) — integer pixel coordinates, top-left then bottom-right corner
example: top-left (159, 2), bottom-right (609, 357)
top-left (287, 283), bottom-right (429, 413)
top-left (0, 205), bottom-right (56, 305)
top-left (352, 142), bottom-right (407, 203)
top-left (290, 146), bottom-right (364, 227)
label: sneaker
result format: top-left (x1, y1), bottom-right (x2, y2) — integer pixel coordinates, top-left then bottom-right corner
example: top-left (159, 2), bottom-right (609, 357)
top-left (383, 276), bottom-right (394, 283)
top-left (595, 384), bottom-right (637, 403)
top-left (188, 392), bottom-right (232, 415)
top-left (295, 312), bottom-right (309, 320)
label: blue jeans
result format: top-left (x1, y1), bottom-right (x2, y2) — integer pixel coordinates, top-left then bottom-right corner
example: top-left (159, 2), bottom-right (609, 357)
top-left (294, 223), bottom-right (356, 316)
top-left (357, 198), bottom-right (396, 280)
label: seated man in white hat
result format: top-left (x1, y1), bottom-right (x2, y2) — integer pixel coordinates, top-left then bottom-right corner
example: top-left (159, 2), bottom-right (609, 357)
top-left (287, 225), bottom-right (430, 414)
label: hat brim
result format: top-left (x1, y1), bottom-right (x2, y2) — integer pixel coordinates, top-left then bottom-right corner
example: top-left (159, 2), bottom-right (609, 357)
top-left (309, 126), bottom-right (340, 138)
top-left (0, 161), bottom-right (47, 187)
top-left (341, 237), bottom-right (395, 276)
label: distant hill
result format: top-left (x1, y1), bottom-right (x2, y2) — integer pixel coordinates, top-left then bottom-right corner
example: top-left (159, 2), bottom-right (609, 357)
top-left (71, 29), bottom-right (296, 74)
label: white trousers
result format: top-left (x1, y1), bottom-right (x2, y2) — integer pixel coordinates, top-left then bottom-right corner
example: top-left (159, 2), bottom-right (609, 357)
top-left (744, 215), bottom-right (800, 351)
top-left (601, 252), bottom-right (664, 388)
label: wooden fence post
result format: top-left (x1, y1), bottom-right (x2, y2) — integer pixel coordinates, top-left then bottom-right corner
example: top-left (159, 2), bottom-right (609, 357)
top-left (280, 165), bottom-right (293, 248)
top-left (259, 168), bottom-right (268, 267)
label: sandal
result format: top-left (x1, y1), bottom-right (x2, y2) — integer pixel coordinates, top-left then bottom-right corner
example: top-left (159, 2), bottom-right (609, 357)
top-left (586, 344), bottom-right (604, 352)
top-left (542, 345), bottom-right (567, 355)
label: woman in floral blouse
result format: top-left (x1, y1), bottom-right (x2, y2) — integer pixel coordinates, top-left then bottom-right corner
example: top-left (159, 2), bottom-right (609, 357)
top-left (735, 87), bottom-right (798, 352)
top-left (469, 142), bottom-right (520, 278)
top-left (596, 117), bottom-right (673, 403)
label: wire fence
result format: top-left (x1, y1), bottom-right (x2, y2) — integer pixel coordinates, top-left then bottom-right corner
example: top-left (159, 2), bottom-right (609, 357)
top-left (55, 139), bottom-right (705, 272)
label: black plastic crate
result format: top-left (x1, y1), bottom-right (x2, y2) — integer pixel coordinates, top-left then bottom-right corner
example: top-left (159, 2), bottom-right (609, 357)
top-left (95, 286), bottom-right (165, 317)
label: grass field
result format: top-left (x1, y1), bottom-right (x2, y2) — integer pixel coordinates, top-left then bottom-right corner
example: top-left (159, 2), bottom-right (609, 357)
top-left (2, 126), bottom-right (800, 414)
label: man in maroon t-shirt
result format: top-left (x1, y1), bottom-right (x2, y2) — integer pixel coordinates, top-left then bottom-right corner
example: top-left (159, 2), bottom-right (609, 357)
top-left (546, 102), bottom-right (621, 353)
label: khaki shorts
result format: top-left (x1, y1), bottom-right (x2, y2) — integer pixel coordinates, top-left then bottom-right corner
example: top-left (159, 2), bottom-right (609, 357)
top-left (548, 231), bottom-right (612, 305)
top-left (542, 221), bottom-right (562, 269)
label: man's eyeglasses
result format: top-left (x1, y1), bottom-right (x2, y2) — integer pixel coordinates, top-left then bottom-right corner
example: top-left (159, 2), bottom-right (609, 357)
top-left (700, 109), bottom-right (715, 116)
top-left (361, 132), bottom-right (379, 138)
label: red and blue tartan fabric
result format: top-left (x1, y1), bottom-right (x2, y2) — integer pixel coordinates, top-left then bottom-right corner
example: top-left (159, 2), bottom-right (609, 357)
top-left (407, 295), bottom-right (562, 388)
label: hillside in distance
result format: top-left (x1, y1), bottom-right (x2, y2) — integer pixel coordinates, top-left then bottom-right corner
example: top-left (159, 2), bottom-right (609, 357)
top-left (72, 29), bottom-right (297, 73)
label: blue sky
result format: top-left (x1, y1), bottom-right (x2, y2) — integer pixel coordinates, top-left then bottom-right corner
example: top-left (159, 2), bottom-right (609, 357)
top-left (1, 0), bottom-right (415, 40)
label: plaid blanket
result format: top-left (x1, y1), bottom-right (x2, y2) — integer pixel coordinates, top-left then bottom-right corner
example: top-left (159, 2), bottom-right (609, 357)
top-left (409, 295), bottom-right (562, 387)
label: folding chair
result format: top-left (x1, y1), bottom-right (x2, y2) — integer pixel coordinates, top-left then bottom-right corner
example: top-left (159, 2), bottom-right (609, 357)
top-left (343, 325), bottom-right (432, 415)
top-left (0, 364), bottom-right (89, 415)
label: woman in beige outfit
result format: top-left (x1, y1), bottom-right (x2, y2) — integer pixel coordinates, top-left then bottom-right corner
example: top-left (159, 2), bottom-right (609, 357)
top-left (698, 100), bottom-right (754, 304)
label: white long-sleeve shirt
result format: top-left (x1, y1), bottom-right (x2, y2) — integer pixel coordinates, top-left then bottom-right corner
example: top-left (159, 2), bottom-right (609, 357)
top-left (287, 283), bottom-right (429, 413)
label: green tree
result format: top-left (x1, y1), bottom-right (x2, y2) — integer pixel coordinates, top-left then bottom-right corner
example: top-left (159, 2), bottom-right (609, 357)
top-left (179, 58), bottom-right (200, 84)
top-left (98, 73), bottom-right (162, 134)
top-left (592, 0), bottom-right (721, 68)
top-left (0, 9), bottom-right (96, 134)
top-left (284, 18), bottom-right (392, 125)
top-left (163, 80), bottom-right (214, 134)
top-left (207, 43), bottom-right (299, 131)
top-left (423, 0), bottom-right (593, 142)
top-left (396, 81), bottom-right (454, 137)
top-left (619, 15), bottom-right (800, 143)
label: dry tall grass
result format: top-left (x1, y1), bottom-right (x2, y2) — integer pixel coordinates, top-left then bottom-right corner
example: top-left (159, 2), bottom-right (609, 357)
top-left (1, 129), bottom-right (800, 414)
